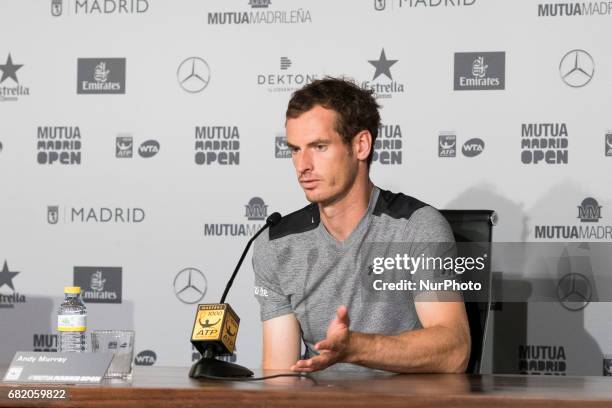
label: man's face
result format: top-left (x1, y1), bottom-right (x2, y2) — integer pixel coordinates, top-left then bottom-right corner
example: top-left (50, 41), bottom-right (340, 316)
top-left (286, 105), bottom-right (359, 205)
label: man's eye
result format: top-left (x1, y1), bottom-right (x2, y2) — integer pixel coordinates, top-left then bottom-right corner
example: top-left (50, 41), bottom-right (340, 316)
top-left (315, 144), bottom-right (327, 151)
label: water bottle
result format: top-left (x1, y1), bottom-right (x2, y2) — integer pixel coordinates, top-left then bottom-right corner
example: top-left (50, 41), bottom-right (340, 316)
top-left (57, 286), bottom-right (87, 352)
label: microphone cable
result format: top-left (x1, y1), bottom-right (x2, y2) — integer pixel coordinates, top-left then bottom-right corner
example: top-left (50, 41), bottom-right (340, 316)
top-left (196, 373), bottom-right (319, 385)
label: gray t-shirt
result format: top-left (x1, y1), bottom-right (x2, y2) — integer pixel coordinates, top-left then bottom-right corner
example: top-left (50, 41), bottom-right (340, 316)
top-left (252, 186), bottom-right (455, 372)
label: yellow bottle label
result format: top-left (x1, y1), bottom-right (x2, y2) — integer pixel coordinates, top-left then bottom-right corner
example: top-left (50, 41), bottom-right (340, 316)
top-left (57, 315), bottom-right (87, 332)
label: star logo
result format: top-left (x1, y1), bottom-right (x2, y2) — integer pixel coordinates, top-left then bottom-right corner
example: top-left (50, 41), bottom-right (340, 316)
top-left (0, 260), bottom-right (20, 291)
top-left (368, 49), bottom-right (398, 80)
top-left (0, 54), bottom-right (24, 84)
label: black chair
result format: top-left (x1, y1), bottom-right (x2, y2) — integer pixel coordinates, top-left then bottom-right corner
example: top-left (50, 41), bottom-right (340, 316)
top-left (439, 210), bottom-right (496, 375)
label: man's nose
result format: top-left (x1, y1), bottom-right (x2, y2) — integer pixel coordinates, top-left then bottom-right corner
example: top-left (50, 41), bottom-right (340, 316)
top-left (293, 150), bottom-right (313, 175)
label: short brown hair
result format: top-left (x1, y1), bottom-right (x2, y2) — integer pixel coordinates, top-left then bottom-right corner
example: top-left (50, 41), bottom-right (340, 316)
top-left (286, 77), bottom-right (381, 166)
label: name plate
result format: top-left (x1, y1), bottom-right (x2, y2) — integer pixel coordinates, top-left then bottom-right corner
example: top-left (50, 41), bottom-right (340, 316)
top-left (2, 352), bottom-right (113, 384)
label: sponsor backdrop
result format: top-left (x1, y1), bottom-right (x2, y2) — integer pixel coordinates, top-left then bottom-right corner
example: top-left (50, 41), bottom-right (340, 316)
top-left (1, 0), bottom-right (611, 376)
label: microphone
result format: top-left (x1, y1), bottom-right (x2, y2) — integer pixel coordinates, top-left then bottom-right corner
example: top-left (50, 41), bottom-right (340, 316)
top-left (189, 212), bottom-right (282, 379)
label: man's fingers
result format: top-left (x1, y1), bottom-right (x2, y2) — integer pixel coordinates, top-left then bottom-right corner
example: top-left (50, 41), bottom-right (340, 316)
top-left (336, 305), bottom-right (350, 325)
top-left (291, 360), bottom-right (311, 371)
top-left (291, 353), bottom-right (334, 372)
top-left (315, 339), bottom-right (336, 351)
top-left (291, 366), bottom-right (315, 373)
top-left (292, 359), bottom-right (313, 369)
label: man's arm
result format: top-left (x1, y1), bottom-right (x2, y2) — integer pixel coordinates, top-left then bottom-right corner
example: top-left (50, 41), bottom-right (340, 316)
top-left (252, 233), bottom-right (301, 369)
top-left (291, 301), bottom-right (470, 373)
top-left (262, 313), bottom-right (302, 369)
top-left (347, 301), bottom-right (470, 373)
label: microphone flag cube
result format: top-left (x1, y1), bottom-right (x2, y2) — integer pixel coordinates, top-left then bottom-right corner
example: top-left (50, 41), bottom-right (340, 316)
top-left (190, 303), bottom-right (240, 356)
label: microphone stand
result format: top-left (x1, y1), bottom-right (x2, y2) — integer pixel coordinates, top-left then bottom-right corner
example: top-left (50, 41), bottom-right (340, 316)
top-left (189, 213), bottom-right (282, 379)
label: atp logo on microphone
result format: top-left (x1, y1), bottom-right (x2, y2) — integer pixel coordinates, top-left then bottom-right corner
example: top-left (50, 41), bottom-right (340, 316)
top-left (195, 310), bottom-right (223, 339)
top-left (191, 304), bottom-right (240, 356)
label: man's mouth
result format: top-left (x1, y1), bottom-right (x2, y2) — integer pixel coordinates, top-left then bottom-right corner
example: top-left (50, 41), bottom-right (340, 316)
top-left (299, 179), bottom-right (320, 189)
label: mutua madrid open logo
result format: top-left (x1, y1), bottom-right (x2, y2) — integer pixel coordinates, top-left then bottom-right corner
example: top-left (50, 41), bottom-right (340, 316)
top-left (518, 344), bottom-right (566, 375)
top-left (534, 197), bottom-right (611, 240)
top-left (33, 334), bottom-right (58, 352)
top-left (37, 126), bottom-right (82, 165)
top-left (577, 197), bottom-right (602, 222)
top-left (373, 124), bottom-right (402, 165)
top-left (521, 123), bottom-right (568, 165)
top-left (204, 197), bottom-right (267, 236)
top-left (194, 126), bottom-right (240, 166)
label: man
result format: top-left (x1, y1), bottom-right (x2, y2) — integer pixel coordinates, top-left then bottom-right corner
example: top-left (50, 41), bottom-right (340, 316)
top-left (252, 78), bottom-right (470, 374)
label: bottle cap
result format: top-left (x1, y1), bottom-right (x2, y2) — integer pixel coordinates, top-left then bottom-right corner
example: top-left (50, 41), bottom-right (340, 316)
top-left (64, 286), bottom-right (81, 294)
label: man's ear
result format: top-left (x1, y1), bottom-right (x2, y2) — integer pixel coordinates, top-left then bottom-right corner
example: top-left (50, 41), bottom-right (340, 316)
top-left (353, 130), bottom-right (373, 162)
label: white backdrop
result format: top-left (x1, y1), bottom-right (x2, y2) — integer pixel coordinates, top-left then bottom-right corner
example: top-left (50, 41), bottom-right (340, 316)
top-left (1, 0), bottom-right (611, 375)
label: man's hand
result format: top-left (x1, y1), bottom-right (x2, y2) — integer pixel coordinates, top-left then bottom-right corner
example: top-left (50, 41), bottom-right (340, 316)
top-left (291, 305), bottom-right (351, 372)
top-left (289, 301), bottom-right (470, 373)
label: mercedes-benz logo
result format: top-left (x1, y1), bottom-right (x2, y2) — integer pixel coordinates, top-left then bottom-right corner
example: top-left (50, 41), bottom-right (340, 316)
top-left (173, 267), bottom-right (207, 304)
top-left (177, 57), bottom-right (210, 93)
top-left (559, 49), bottom-right (594, 88)
top-left (557, 273), bottom-right (592, 311)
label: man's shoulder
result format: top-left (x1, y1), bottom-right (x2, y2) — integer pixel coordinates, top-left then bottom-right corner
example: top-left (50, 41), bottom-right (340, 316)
top-left (268, 202), bottom-right (320, 241)
top-left (373, 188), bottom-right (430, 220)
top-left (253, 202), bottom-right (320, 260)
top-left (372, 188), bottom-right (453, 241)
